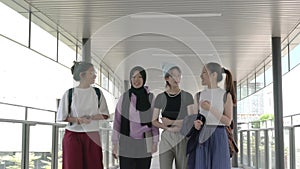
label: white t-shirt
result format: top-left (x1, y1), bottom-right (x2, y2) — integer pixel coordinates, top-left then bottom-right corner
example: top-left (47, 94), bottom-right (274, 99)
top-left (199, 87), bottom-right (226, 125)
top-left (57, 87), bottom-right (109, 132)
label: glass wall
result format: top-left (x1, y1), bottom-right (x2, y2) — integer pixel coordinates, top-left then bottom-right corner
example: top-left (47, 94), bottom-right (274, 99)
top-left (0, 1), bottom-right (122, 169)
top-left (237, 13), bottom-right (300, 169)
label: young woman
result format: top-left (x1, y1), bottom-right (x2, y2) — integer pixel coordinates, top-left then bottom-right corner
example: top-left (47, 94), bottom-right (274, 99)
top-left (152, 64), bottom-right (194, 169)
top-left (57, 61), bottom-right (109, 169)
top-left (112, 66), bottom-right (159, 169)
top-left (193, 62), bottom-right (236, 169)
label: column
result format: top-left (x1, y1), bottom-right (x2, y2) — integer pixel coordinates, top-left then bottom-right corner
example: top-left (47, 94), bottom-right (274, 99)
top-left (272, 36), bottom-right (284, 169)
top-left (82, 38), bottom-right (91, 62)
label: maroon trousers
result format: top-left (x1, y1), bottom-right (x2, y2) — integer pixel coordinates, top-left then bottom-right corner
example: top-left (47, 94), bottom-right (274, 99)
top-left (62, 130), bottom-right (103, 169)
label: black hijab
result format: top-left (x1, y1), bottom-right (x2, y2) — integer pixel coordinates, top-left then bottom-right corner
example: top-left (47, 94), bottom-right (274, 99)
top-left (120, 66), bottom-right (152, 136)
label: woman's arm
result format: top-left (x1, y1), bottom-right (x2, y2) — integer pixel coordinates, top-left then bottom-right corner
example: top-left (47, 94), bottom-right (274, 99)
top-left (200, 93), bottom-right (233, 126)
top-left (152, 108), bottom-right (168, 130)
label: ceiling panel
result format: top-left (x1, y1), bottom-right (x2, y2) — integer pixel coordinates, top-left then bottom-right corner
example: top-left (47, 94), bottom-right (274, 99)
top-left (22, 0), bottom-right (300, 91)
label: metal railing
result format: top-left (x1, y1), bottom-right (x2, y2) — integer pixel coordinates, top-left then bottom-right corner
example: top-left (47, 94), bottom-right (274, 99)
top-left (0, 102), bottom-right (118, 169)
top-left (237, 113), bottom-right (300, 169)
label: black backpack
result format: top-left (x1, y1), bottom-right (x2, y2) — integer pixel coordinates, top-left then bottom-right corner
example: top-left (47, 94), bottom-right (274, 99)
top-left (67, 87), bottom-right (101, 124)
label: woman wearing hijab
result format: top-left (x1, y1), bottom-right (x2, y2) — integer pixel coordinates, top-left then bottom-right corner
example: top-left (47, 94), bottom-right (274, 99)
top-left (112, 66), bottom-right (159, 169)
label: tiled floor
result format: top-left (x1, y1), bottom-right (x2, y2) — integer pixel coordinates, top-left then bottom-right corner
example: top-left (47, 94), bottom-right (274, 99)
top-left (115, 153), bottom-right (243, 169)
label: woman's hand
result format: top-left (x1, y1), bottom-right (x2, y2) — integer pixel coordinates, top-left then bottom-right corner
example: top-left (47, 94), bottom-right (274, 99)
top-left (112, 144), bottom-right (118, 159)
top-left (194, 120), bottom-right (203, 130)
top-left (152, 143), bottom-right (158, 154)
top-left (167, 126), bottom-right (181, 132)
top-left (161, 117), bottom-right (173, 126)
top-left (200, 100), bottom-right (211, 111)
top-left (77, 116), bottom-right (92, 124)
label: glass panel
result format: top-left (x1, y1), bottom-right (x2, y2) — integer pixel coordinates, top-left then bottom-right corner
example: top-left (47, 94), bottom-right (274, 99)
top-left (241, 80), bottom-right (248, 99)
top-left (114, 83), bottom-right (119, 98)
top-left (295, 127), bottom-right (300, 169)
top-left (258, 131), bottom-right (266, 169)
top-left (282, 45), bottom-right (289, 75)
top-left (265, 61), bottom-right (273, 85)
top-left (101, 68), bottom-right (109, 90)
top-left (268, 130), bottom-right (275, 169)
top-left (58, 34), bottom-right (76, 68)
top-left (29, 125), bottom-right (53, 169)
top-left (0, 2), bottom-right (29, 46)
top-left (237, 84), bottom-right (241, 101)
top-left (242, 132), bottom-right (248, 165)
top-left (248, 74), bottom-right (256, 95)
top-left (250, 131), bottom-right (256, 167)
top-left (290, 34), bottom-right (300, 69)
top-left (0, 104), bottom-right (26, 120)
top-left (31, 14), bottom-right (57, 61)
top-left (0, 36), bottom-right (73, 110)
top-left (58, 129), bottom-right (65, 169)
top-left (77, 46), bottom-right (82, 61)
top-left (109, 75), bottom-right (114, 94)
top-left (283, 129), bottom-right (290, 169)
top-left (282, 64), bottom-right (300, 117)
top-left (256, 67), bottom-right (265, 91)
top-left (0, 122), bottom-right (22, 168)
top-left (262, 84), bottom-right (274, 121)
top-left (27, 109), bottom-right (55, 123)
top-left (238, 132), bottom-right (242, 165)
top-left (92, 59), bottom-right (101, 86)
top-left (293, 114), bottom-right (300, 126)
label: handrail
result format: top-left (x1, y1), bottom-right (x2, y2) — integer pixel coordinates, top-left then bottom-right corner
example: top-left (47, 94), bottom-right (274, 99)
top-left (0, 101), bottom-right (56, 113)
top-left (0, 118), bottom-right (66, 127)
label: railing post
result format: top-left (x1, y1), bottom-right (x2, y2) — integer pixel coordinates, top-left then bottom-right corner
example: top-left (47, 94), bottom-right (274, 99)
top-left (247, 131), bottom-right (251, 166)
top-left (290, 127), bottom-right (295, 169)
top-left (51, 126), bottom-right (59, 169)
top-left (21, 123), bottom-right (30, 169)
top-left (106, 130), bottom-right (110, 169)
top-left (265, 130), bottom-right (269, 169)
top-left (240, 131), bottom-right (243, 165)
top-left (255, 130), bottom-right (259, 169)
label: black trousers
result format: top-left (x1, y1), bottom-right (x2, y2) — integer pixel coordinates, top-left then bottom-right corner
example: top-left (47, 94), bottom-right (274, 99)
top-left (119, 156), bottom-right (152, 169)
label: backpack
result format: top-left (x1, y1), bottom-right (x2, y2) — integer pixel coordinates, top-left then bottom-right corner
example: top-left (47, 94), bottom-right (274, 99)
top-left (196, 91), bottom-right (239, 158)
top-left (67, 87), bottom-right (101, 125)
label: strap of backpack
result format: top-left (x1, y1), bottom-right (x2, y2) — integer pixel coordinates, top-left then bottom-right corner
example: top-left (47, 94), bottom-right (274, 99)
top-left (68, 88), bottom-right (74, 115)
top-left (67, 88), bottom-right (74, 125)
top-left (93, 87), bottom-right (101, 108)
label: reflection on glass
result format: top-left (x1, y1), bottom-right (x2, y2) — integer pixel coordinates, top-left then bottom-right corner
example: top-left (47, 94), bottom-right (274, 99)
top-left (250, 131), bottom-right (256, 167)
top-left (290, 36), bottom-right (300, 69)
top-left (268, 130), bottom-right (275, 169)
top-left (295, 127), bottom-right (300, 169)
top-left (0, 122), bottom-right (22, 168)
top-left (31, 15), bottom-right (57, 61)
top-left (243, 132), bottom-right (248, 165)
top-left (29, 125), bottom-right (53, 169)
top-left (258, 131), bottom-right (265, 169)
top-left (0, 2), bottom-right (29, 46)
top-left (284, 129), bottom-right (290, 169)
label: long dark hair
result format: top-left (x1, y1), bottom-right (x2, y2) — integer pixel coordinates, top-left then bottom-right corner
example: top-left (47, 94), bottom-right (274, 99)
top-left (206, 62), bottom-right (236, 105)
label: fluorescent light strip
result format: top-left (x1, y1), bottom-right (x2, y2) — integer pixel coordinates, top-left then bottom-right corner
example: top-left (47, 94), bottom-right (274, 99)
top-left (131, 13), bottom-right (222, 19)
top-left (152, 54), bottom-right (214, 57)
